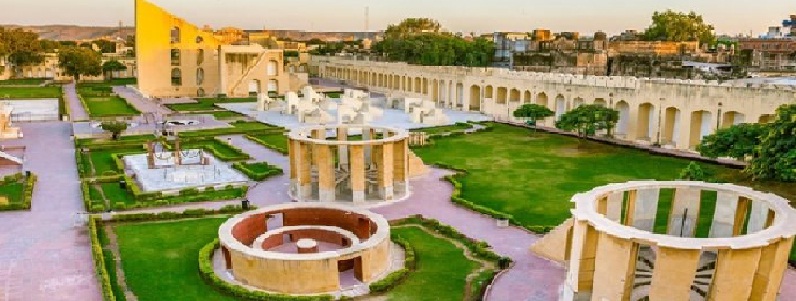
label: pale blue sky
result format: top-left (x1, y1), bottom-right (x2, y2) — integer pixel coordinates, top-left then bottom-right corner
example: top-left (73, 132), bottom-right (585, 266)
top-left (3, 0), bottom-right (794, 36)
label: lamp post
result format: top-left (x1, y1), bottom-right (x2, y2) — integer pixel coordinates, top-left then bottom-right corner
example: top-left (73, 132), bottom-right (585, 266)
top-left (716, 102), bottom-right (723, 131)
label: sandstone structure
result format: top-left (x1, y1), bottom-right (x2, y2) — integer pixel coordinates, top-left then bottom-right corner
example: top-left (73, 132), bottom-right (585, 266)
top-left (312, 56), bottom-right (796, 151)
top-left (217, 203), bottom-right (391, 294)
top-left (532, 181), bottom-right (796, 301)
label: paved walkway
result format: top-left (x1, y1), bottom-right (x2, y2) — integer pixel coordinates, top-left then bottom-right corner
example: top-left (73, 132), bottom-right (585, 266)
top-left (113, 86), bottom-right (172, 115)
top-left (0, 123), bottom-right (101, 301)
top-left (63, 83), bottom-right (89, 122)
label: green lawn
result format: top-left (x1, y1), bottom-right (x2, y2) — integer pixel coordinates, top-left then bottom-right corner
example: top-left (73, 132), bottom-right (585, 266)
top-left (410, 123), bottom-right (473, 135)
top-left (179, 138), bottom-right (249, 161)
top-left (0, 78), bottom-right (46, 86)
top-left (233, 161), bottom-right (282, 181)
top-left (246, 132), bottom-right (289, 152)
top-left (413, 123), bottom-right (768, 232)
top-left (167, 97), bottom-right (256, 112)
top-left (101, 183), bottom-right (136, 209)
top-left (178, 121), bottom-right (280, 138)
top-left (77, 84), bottom-right (140, 117)
top-left (115, 218), bottom-right (236, 301)
top-left (0, 86), bottom-right (61, 98)
top-left (113, 219), bottom-right (483, 301)
top-left (86, 147), bottom-right (144, 177)
top-left (0, 182), bottom-right (24, 205)
top-left (387, 226), bottom-right (481, 301)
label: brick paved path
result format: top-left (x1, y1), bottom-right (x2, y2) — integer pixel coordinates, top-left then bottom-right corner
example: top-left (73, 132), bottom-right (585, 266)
top-left (0, 123), bottom-right (100, 301)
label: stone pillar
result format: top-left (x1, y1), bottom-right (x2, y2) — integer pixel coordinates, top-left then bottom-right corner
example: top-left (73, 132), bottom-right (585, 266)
top-left (606, 191), bottom-right (623, 222)
top-left (709, 191), bottom-right (739, 238)
top-left (337, 127), bottom-right (349, 168)
top-left (676, 110), bottom-right (693, 151)
top-left (708, 248), bottom-right (762, 300)
top-left (648, 247), bottom-right (701, 300)
top-left (297, 142), bottom-right (312, 200)
top-left (632, 188), bottom-right (660, 232)
top-left (377, 143), bottom-right (394, 200)
top-left (567, 220), bottom-right (598, 293)
top-left (668, 187), bottom-right (701, 237)
top-left (623, 190), bottom-right (637, 226)
top-left (733, 196), bottom-right (751, 236)
top-left (751, 237), bottom-right (794, 301)
top-left (747, 200), bottom-right (769, 234)
top-left (288, 139), bottom-right (297, 194)
top-left (392, 139), bottom-right (408, 193)
top-left (591, 232), bottom-right (638, 301)
top-left (350, 145), bottom-right (365, 203)
top-left (317, 144), bottom-right (335, 202)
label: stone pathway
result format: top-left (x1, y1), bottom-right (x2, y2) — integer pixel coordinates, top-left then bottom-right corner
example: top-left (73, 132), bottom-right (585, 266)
top-left (0, 123), bottom-right (101, 301)
top-left (113, 86), bottom-right (172, 115)
top-left (63, 83), bottom-right (89, 121)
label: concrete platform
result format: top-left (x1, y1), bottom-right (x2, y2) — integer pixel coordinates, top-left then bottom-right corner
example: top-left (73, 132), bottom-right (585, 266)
top-left (123, 151), bottom-right (248, 192)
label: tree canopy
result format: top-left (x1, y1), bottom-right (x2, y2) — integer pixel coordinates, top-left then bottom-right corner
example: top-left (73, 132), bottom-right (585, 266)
top-left (58, 47), bottom-right (102, 81)
top-left (513, 104), bottom-right (554, 124)
top-left (102, 60), bottom-right (127, 79)
top-left (643, 10), bottom-right (716, 44)
top-left (0, 27), bottom-right (44, 69)
top-left (749, 105), bottom-right (796, 182)
top-left (100, 121), bottom-right (128, 140)
top-left (697, 123), bottom-right (768, 161)
top-left (385, 18), bottom-right (442, 39)
top-left (555, 104), bottom-right (620, 138)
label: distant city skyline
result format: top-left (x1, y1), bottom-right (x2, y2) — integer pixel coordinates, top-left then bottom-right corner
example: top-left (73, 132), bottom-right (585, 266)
top-left (3, 0), bottom-right (795, 36)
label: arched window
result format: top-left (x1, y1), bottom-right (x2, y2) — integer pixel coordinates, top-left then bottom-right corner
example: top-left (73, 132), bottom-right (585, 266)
top-left (197, 49), bottom-right (204, 65)
top-left (196, 68), bottom-right (204, 85)
top-left (267, 60), bottom-right (278, 76)
top-left (171, 68), bottom-right (182, 86)
top-left (267, 79), bottom-right (278, 92)
top-left (171, 49), bottom-right (180, 66)
top-left (170, 26), bottom-right (181, 43)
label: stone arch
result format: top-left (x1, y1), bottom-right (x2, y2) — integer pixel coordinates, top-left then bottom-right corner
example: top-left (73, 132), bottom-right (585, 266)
top-left (371, 73), bottom-right (377, 86)
top-left (484, 85), bottom-right (494, 100)
top-left (523, 91), bottom-right (532, 103)
top-left (422, 78), bottom-right (428, 94)
top-left (496, 87), bottom-right (508, 104)
top-left (636, 103), bottom-right (655, 140)
top-left (663, 107), bottom-right (681, 147)
top-left (555, 94), bottom-right (566, 120)
top-left (267, 60), bottom-right (278, 76)
top-left (414, 77), bottom-right (422, 93)
top-left (573, 97), bottom-right (584, 108)
top-left (170, 26), bottom-right (181, 43)
top-left (594, 98), bottom-right (607, 107)
top-left (171, 49), bottom-right (180, 66)
top-left (758, 114), bottom-right (775, 123)
top-left (455, 83), bottom-right (464, 107)
top-left (196, 68), bottom-right (204, 85)
top-left (393, 76), bottom-right (400, 90)
top-left (432, 80), bottom-right (440, 102)
top-left (721, 111), bottom-right (745, 128)
top-left (689, 111), bottom-right (713, 150)
top-left (470, 85), bottom-right (481, 111)
top-left (401, 76), bottom-right (407, 91)
top-left (615, 101), bottom-right (630, 136)
top-left (171, 68), bottom-right (182, 86)
top-left (536, 92), bottom-right (548, 108)
top-left (509, 89), bottom-right (521, 102)
top-left (249, 79), bottom-right (261, 94)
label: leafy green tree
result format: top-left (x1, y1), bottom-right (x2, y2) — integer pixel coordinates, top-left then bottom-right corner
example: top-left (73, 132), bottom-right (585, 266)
top-left (697, 123), bottom-right (768, 161)
top-left (0, 27), bottom-right (44, 74)
top-left (92, 39), bottom-right (117, 53)
top-left (102, 60), bottom-right (127, 80)
top-left (679, 161), bottom-right (707, 181)
top-left (513, 104), bottom-right (554, 130)
top-left (643, 10), bottom-right (716, 44)
top-left (58, 47), bottom-right (102, 81)
top-left (100, 121), bottom-right (128, 140)
top-left (749, 104), bottom-right (796, 182)
top-left (385, 18), bottom-right (442, 39)
top-left (555, 104), bottom-right (620, 138)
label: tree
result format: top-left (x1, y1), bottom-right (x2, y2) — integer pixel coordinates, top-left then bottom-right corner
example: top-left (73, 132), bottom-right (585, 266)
top-left (58, 47), bottom-right (102, 81)
top-left (513, 104), bottom-right (554, 130)
top-left (100, 121), bottom-right (128, 140)
top-left (92, 39), bottom-right (117, 53)
top-left (643, 10), bottom-right (716, 45)
top-left (555, 104), bottom-right (620, 138)
top-left (0, 27), bottom-right (44, 74)
top-left (697, 123), bottom-right (768, 161)
top-left (102, 60), bottom-right (127, 80)
top-left (749, 104), bottom-right (796, 182)
top-left (385, 18), bottom-right (442, 39)
top-left (679, 162), bottom-right (708, 181)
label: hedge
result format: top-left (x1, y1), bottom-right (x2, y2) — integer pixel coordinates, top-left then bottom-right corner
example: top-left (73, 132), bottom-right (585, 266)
top-left (198, 239), bottom-right (334, 301)
top-left (110, 205), bottom-right (249, 222)
top-left (89, 215), bottom-right (117, 301)
top-left (232, 162), bottom-right (284, 181)
top-left (0, 172), bottom-right (38, 211)
top-left (244, 134), bottom-right (290, 155)
top-left (369, 234), bottom-right (415, 293)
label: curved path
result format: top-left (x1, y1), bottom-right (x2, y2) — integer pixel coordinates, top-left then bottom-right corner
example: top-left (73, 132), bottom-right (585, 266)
top-left (0, 123), bottom-right (101, 301)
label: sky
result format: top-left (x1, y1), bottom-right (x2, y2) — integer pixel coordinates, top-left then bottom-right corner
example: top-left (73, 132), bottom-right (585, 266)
top-left (3, 0), bottom-right (794, 36)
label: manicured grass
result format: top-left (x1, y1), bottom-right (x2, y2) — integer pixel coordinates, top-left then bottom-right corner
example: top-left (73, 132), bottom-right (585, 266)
top-left (167, 97), bottom-right (256, 112)
top-left (246, 132), bottom-right (288, 152)
top-left (178, 121), bottom-right (280, 138)
top-left (0, 182), bottom-right (24, 205)
top-left (209, 110), bottom-right (245, 119)
top-left (77, 84), bottom-right (140, 117)
top-left (410, 123), bottom-right (473, 135)
top-left (179, 138), bottom-right (249, 161)
top-left (101, 183), bottom-right (136, 209)
top-left (388, 226), bottom-right (480, 301)
top-left (413, 123), bottom-right (751, 232)
top-left (0, 78), bottom-right (46, 86)
top-left (115, 218), bottom-right (236, 301)
top-left (86, 147), bottom-right (144, 177)
top-left (0, 86), bottom-right (61, 98)
top-left (232, 161), bottom-right (282, 181)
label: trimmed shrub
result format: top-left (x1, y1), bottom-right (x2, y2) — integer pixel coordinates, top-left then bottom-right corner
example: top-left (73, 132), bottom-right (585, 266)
top-left (88, 216), bottom-right (117, 301)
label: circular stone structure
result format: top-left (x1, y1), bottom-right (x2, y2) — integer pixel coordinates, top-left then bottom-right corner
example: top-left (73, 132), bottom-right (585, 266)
top-left (218, 203), bottom-right (391, 294)
top-left (288, 125), bottom-right (410, 203)
top-left (562, 181), bottom-right (796, 301)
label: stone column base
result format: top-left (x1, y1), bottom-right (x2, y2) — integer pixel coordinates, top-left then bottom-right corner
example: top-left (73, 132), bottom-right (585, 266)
top-left (380, 186), bottom-right (394, 200)
top-left (394, 181), bottom-right (408, 194)
top-left (319, 189), bottom-right (336, 202)
top-left (298, 185), bottom-right (313, 201)
top-left (353, 190), bottom-right (365, 203)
